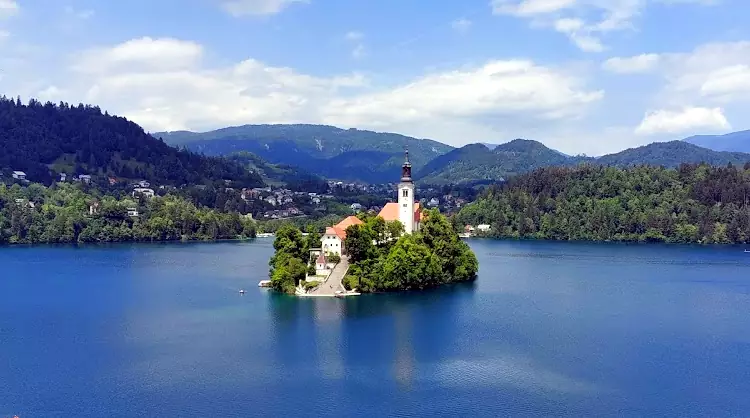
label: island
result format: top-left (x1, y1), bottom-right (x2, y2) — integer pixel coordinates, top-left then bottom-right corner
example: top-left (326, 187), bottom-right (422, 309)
top-left (268, 151), bottom-right (478, 295)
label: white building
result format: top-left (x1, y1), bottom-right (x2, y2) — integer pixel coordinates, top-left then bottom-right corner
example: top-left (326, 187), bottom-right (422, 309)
top-left (133, 188), bottom-right (155, 199)
top-left (12, 171), bottom-right (26, 180)
top-left (477, 224), bottom-right (491, 232)
top-left (59, 173), bottom-right (67, 182)
top-left (78, 174), bottom-right (92, 184)
top-left (377, 150), bottom-right (422, 234)
top-left (322, 215), bottom-right (364, 257)
top-left (127, 207), bottom-right (139, 217)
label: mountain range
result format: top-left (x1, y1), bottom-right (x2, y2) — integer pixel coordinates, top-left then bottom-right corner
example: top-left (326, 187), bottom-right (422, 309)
top-left (156, 125), bottom-right (451, 184)
top-left (160, 123), bottom-right (750, 184)
top-left (4, 95), bottom-right (750, 187)
top-left (682, 130), bottom-right (750, 153)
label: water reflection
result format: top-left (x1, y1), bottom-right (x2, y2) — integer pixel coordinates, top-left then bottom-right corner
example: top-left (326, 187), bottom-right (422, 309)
top-left (266, 283), bottom-right (477, 390)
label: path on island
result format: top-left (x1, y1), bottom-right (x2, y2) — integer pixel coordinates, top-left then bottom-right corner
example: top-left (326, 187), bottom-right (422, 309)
top-left (310, 256), bottom-right (349, 296)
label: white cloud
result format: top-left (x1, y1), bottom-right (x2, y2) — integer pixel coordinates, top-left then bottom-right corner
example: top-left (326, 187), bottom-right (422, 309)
top-left (72, 37), bottom-right (204, 74)
top-left (322, 60), bottom-right (603, 128)
top-left (451, 18), bottom-right (473, 33)
top-left (52, 37), bottom-right (602, 146)
top-left (0, 0), bottom-right (18, 19)
top-left (218, 0), bottom-right (306, 16)
top-left (603, 53), bottom-right (660, 73)
top-left (492, 0), bottom-right (717, 52)
top-left (608, 41), bottom-right (750, 104)
top-left (635, 107), bottom-right (730, 135)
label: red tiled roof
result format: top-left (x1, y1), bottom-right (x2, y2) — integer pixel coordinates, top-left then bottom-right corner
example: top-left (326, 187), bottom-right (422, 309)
top-left (325, 226), bottom-right (346, 240)
top-left (316, 253), bottom-right (327, 264)
top-left (334, 215), bottom-right (364, 231)
top-left (377, 202), bottom-right (422, 223)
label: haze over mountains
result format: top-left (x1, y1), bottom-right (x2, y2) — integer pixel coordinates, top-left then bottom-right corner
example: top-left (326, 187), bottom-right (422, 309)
top-left (682, 130), bottom-right (750, 153)
top-left (159, 124), bottom-right (750, 184)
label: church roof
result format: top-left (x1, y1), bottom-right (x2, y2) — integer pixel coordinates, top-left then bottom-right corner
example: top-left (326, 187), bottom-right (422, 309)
top-left (334, 215), bottom-right (364, 231)
top-left (377, 202), bottom-right (422, 223)
top-left (316, 253), bottom-right (327, 264)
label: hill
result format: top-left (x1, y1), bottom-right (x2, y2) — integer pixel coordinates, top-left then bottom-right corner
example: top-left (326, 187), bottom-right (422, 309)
top-left (0, 97), bottom-right (263, 187)
top-left (456, 164), bottom-right (750, 244)
top-left (226, 152), bottom-right (328, 192)
top-left (683, 130), bottom-right (750, 153)
top-left (417, 139), bottom-right (580, 184)
top-left (417, 139), bottom-right (750, 184)
top-left (597, 141), bottom-right (750, 167)
top-left (155, 124), bottom-right (453, 183)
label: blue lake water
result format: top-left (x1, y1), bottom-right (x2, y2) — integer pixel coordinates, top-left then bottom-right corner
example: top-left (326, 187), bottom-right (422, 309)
top-left (1, 239), bottom-right (750, 417)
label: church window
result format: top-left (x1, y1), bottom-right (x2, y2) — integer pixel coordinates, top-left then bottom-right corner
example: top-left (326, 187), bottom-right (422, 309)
top-left (402, 189), bottom-right (408, 198)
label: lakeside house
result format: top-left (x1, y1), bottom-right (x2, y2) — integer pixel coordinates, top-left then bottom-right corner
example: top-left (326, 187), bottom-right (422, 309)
top-left (127, 207), bottom-right (139, 217)
top-left (12, 171), bottom-right (26, 180)
top-left (59, 173), bottom-right (67, 182)
top-left (322, 215), bottom-right (364, 256)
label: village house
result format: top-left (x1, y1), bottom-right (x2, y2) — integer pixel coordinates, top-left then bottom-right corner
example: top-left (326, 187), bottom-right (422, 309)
top-left (77, 174), bottom-right (92, 184)
top-left (12, 171), bottom-right (26, 181)
top-left (133, 188), bottom-right (155, 199)
top-left (15, 198), bottom-right (35, 208)
top-left (89, 201), bottom-right (100, 215)
top-left (127, 207), bottom-right (139, 217)
top-left (136, 180), bottom-right (150, 188)
top-left (350, 203), bottom-right (363, 211)
top-left (477, 224), bottom-right (491, 233)
top-left (322, 215), bottom-right (364, 257)
top-left (59, 173), bottom-right (67, 182)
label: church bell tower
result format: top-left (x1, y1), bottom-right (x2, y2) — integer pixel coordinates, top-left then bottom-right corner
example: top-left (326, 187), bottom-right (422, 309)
top-left (398, 149), bottom-right (415, 234)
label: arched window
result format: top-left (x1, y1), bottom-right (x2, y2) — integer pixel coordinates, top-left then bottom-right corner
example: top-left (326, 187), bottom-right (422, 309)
top-left (402, 189), bottom-right (408, 198)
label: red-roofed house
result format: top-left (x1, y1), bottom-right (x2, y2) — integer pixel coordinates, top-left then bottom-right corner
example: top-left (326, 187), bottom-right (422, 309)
top-left (377, 150), bottom-right (422, 234)
top-left (322, 215), bottom-right (364, 256)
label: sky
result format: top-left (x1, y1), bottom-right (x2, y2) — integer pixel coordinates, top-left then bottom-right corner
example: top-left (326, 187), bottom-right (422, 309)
top-left (0, 0), bottom-right (749, 156)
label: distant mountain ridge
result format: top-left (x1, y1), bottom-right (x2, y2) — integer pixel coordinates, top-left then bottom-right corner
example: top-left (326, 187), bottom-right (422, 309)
top-left (417, 139), bottom-right (750, 184)
top-left (682, 130), bottom-right (750, 153)
top-left (156, 124), bottom-right (452, 183)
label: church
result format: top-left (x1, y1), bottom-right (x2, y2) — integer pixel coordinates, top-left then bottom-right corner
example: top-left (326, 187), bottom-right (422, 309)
top-left (320, 151), bottom-right (421, 257)
top-left (377, 150), bottom-right (422, 234)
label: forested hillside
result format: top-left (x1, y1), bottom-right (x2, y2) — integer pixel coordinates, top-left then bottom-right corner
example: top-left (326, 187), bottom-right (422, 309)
top-left (456, 163), bottom-right (750, 244)
top-left (0, 182), bottom-right (256, 244)
top-left (156, 124), bottom-right (453, 183)
top-left (418, 139), bottom-right (750, 184)
top-left (0, 97), bottom-right (263, 187)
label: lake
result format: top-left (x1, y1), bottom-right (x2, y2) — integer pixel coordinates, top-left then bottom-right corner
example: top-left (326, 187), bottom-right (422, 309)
top-left (1, 239), bottom-right (749, 417)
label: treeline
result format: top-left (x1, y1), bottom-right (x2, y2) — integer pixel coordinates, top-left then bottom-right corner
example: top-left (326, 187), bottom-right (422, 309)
top-left (0, 97), bottom-right (264, 187)
top-left (343, 210), bottom-right (478, 292)
top-left (0, 182), bottom-right (256, 244)
top-left (268, 225), bottom-right (323, 294)
top-left (455, 164), bottom-right (750, 244)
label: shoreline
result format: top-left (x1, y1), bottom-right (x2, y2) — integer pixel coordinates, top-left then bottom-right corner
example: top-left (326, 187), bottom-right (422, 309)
top-left (0, 236), bottom-right (265, 249)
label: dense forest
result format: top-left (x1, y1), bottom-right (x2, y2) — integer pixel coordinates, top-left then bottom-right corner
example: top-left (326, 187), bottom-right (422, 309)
top-left (0, 97), bottom-right (263, 187)
top-left (0, 182), bottom-right (256, 244)
top-left (455, 164), bottom-right (750, 244)
top-left (342, 210), bottom-right (478, 292)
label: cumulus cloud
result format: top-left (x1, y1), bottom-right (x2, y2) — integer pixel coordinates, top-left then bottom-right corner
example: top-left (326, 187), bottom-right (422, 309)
top-left (218, 0), bottom-right (306, 16)
top-left (50, 37), bottom-right (602, 145)
top-left (72, 37), bottom-right (204, 74)
top-left (635, 107), bottom-right (730, 135)
top-left (607, 41), bottom-right (750, 105)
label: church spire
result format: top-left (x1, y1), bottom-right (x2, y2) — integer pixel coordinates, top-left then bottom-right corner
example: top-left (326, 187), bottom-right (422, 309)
top-left (401, 147), bottom-right (412, 183)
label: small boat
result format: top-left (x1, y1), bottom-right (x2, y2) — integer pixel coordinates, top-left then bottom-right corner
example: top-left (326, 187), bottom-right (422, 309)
top-left (745, 250), bottom-right (750, 253)
top-left (258, 280), bottom-right (272, 287)
top-left (239, 289), bottom-right (246, 294)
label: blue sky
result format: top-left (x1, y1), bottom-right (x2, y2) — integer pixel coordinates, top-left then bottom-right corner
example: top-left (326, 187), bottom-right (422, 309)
top-left (1, 0), bottom-right (749, 155)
